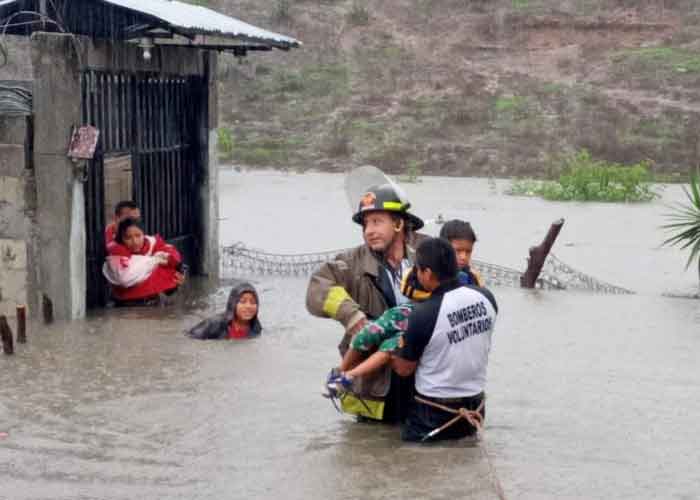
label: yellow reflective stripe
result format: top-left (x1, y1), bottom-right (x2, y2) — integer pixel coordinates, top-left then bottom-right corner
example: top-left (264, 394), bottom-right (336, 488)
top-left (473, 269), bottom-right (484, 287)
top-left (322, 286), bottom-right (351, 319)
top-left (382, 201), bottom-right (404, 211)
top-left (341, 394), bottom-right (385, 420)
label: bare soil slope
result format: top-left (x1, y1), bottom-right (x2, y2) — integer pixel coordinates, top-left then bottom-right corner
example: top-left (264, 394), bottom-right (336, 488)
top-left (3, 0), bottom-right (698, 177)
top-left (212, 0), bottom-right (700, 177)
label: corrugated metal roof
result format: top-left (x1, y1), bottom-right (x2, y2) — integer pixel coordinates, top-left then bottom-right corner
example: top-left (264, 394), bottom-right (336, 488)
top-left (103, 0), bottom-right (300, 49)
top-left (0, 0), bottom-right (18, 19)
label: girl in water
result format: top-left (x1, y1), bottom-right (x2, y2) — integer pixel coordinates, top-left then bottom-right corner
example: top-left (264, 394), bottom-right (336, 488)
top-left (186, 282), bottom-right (262, 339)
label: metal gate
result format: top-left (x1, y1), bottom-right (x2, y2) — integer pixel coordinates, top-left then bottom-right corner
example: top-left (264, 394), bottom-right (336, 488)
top-left (81, 69), bottom-right (205, 308)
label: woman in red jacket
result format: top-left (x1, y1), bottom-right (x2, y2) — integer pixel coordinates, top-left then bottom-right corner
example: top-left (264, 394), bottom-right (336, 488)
top-left (103, 218), bottom-right (184, 305)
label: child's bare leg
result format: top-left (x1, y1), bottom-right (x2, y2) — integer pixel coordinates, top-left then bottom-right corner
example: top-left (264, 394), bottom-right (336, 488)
top-left (345, 351), bottom-right (391, 379)
top-left (339, 348), bottom-right (366, 372)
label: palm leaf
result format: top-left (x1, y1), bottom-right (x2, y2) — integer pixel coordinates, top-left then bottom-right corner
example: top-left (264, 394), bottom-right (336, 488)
top-left (661, 172), bottom-right (700, 270)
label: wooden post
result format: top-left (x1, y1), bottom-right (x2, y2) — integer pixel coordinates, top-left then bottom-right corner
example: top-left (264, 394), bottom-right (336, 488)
top-left (16, 305), bottom-right (27, 344)
top-left (521, 219), bottom-right (565, 289)
top-left (1, 316), bottom-right (14, 355)
top-left (42, 294), bottom-right (53, 324)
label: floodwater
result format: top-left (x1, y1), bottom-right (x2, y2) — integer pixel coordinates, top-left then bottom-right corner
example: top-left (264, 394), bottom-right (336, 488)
top-left (2, 170), bottom-right (699, 500)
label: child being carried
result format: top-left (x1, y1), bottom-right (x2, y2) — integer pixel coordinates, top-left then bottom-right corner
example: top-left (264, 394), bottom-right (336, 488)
top-left (102, 217), bottom-right (184, 305)
top-left (325, 266), bottom-right (430, 395)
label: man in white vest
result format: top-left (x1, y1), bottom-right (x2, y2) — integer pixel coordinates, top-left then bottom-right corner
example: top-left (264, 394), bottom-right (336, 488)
top-left (391, 237), bottom-right (498, 442)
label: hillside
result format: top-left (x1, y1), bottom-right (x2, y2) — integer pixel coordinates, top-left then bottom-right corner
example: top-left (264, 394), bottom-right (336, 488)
top-left (2, 1), bottom-right (699, 178)
top-left (209, 0), bottom-right (700, 178)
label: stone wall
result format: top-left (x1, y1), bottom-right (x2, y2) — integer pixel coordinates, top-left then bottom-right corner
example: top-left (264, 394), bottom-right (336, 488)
top-left (0, 114), bottom-right (36, 318)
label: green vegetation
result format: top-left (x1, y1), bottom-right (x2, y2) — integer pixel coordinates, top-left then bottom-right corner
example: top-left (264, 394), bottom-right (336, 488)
top-left (611, 47), bottom-right (700, 75)
top-left (215, 1), bottom-right (700, 176)
top-left (494, 96), bottom-right (531, 124)
top-left (663, 172), bottom-right (700, 292)
top-left (217, 127), bottom-right (234, 159)
top-left (508, 150), bottom-right (658, 202)
top-left (495, 96), bottom-right (527, 112)
top-left (651, 172), bottom-right (689, 184)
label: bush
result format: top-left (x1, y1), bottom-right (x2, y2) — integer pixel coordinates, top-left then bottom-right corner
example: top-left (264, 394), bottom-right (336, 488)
top-left (508, 149), bottom-right (659, 202)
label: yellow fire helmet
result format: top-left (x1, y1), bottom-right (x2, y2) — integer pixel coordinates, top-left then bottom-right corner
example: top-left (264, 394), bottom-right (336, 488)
top-left (400, 266), bottom-right (431, 301)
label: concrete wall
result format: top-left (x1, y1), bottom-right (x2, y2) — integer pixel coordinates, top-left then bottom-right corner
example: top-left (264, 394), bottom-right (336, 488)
top-left (31, 33), bottom-right (86, 321)
top-left (25, 33), bottom-right (220, 319)
top-left (0, 114), bottom-right (36, 318)
top-left (201, 51), bottom-right (220, 279)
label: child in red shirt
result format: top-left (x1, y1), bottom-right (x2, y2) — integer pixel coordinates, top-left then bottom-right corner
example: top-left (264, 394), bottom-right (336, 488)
top-left (186, 282), bottom-right (262, 340)
top-left (103, 218), bottom-right (183, 304)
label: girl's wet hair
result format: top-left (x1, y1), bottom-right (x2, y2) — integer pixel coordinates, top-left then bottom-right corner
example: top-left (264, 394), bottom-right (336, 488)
top-left (115, 217), bottom-right (145, 245)
top-left (439, 219), bottom-right (478, 243)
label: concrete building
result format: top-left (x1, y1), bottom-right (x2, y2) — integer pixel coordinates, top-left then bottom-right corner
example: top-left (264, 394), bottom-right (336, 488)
top-left (0, 0), bottom-right (299, 319)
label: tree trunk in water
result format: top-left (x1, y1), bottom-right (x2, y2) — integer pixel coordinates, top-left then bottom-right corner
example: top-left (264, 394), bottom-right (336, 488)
top-left (521, 219), bottom-right (565, 289)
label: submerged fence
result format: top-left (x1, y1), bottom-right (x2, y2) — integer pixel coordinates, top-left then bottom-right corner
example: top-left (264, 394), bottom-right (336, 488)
top-left (220, 243), bottom-right (632, 295)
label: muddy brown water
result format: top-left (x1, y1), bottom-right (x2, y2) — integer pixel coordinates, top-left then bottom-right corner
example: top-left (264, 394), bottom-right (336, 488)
top-left (1, 171), bottom-right (699, 499)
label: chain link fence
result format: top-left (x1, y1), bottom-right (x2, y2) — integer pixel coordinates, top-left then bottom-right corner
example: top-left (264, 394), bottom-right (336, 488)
top-left (220, 243), bottom-right (633, 295)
